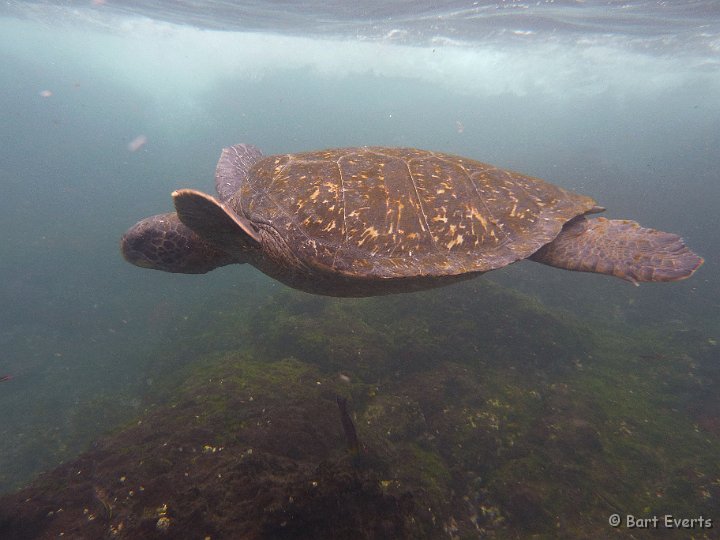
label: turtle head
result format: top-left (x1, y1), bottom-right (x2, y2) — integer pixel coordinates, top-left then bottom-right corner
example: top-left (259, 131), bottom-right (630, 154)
top-left (121, 212), bottom-right (236, 274)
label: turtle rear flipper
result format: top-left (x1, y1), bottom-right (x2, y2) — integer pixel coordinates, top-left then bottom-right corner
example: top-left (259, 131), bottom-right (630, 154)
top-left (173, 189), bottom-right (261, 251)
top-left (530, 217), bottom-right (704, 284)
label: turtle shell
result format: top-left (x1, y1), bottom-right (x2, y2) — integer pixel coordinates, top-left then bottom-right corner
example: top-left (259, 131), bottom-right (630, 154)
top-left (236, 147), bottom-right (597, 278)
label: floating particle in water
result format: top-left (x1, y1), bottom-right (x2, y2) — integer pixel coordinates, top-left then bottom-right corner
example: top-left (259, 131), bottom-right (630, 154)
top-left (39, 90), bottom-right (53, 98)
top-left (455, 120), bottom-right (464, 134)
top-left (128, 135), bottom-right (148, 152)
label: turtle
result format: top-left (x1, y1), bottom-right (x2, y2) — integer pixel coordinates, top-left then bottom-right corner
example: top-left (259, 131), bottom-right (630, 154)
top-left (121, 144), bottom-right (703, 297)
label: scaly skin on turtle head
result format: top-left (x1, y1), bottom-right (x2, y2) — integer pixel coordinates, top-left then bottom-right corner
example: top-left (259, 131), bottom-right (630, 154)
top-left (121, 212), bottom-right (236, 274)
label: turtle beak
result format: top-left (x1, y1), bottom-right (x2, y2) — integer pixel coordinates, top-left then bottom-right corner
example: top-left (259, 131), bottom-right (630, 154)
top-left (121, 239), bottom-right (156, 269)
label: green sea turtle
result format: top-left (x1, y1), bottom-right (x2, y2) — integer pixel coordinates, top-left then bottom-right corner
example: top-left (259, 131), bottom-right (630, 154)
top-left (121, 144), bottom-right (703, 297)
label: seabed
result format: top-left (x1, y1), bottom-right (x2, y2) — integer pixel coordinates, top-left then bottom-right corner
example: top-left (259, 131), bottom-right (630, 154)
top-left (0, 280), bottom-right (717, 539)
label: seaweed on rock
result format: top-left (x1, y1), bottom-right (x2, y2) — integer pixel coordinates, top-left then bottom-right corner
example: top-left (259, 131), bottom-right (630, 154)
top-left (0, 280), bottom-right (718, 539)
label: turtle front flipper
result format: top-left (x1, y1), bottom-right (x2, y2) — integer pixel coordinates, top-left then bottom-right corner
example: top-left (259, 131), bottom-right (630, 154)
top-left (121, 212), bottom-right (235, 274)
top-left (529, 217), bottom-right (704, 284)
top-left (173, 189), bottom-right (261, 253)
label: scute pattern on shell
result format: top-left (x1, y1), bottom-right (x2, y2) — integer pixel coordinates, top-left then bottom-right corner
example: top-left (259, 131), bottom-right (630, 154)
top-left (238, 147), bottom-right (597, 279)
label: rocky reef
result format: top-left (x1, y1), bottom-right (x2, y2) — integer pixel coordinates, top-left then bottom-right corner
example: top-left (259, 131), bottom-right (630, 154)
top-left (0, 280), bottom-right (717, 539)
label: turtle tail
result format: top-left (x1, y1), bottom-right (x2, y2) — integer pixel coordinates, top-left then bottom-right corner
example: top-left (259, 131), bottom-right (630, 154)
top-left (529, 217), bottom-right (704, 284)
top-left (121, 212), bottom-right (236, 274)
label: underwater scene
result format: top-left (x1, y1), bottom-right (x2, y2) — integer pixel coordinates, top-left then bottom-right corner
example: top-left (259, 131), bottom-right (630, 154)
top-left (0, 1), bottom-right (719, 538)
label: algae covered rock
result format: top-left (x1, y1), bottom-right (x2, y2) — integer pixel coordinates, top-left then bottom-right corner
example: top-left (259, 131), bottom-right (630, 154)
top-left (1, 279), bottom-right (718, 539)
